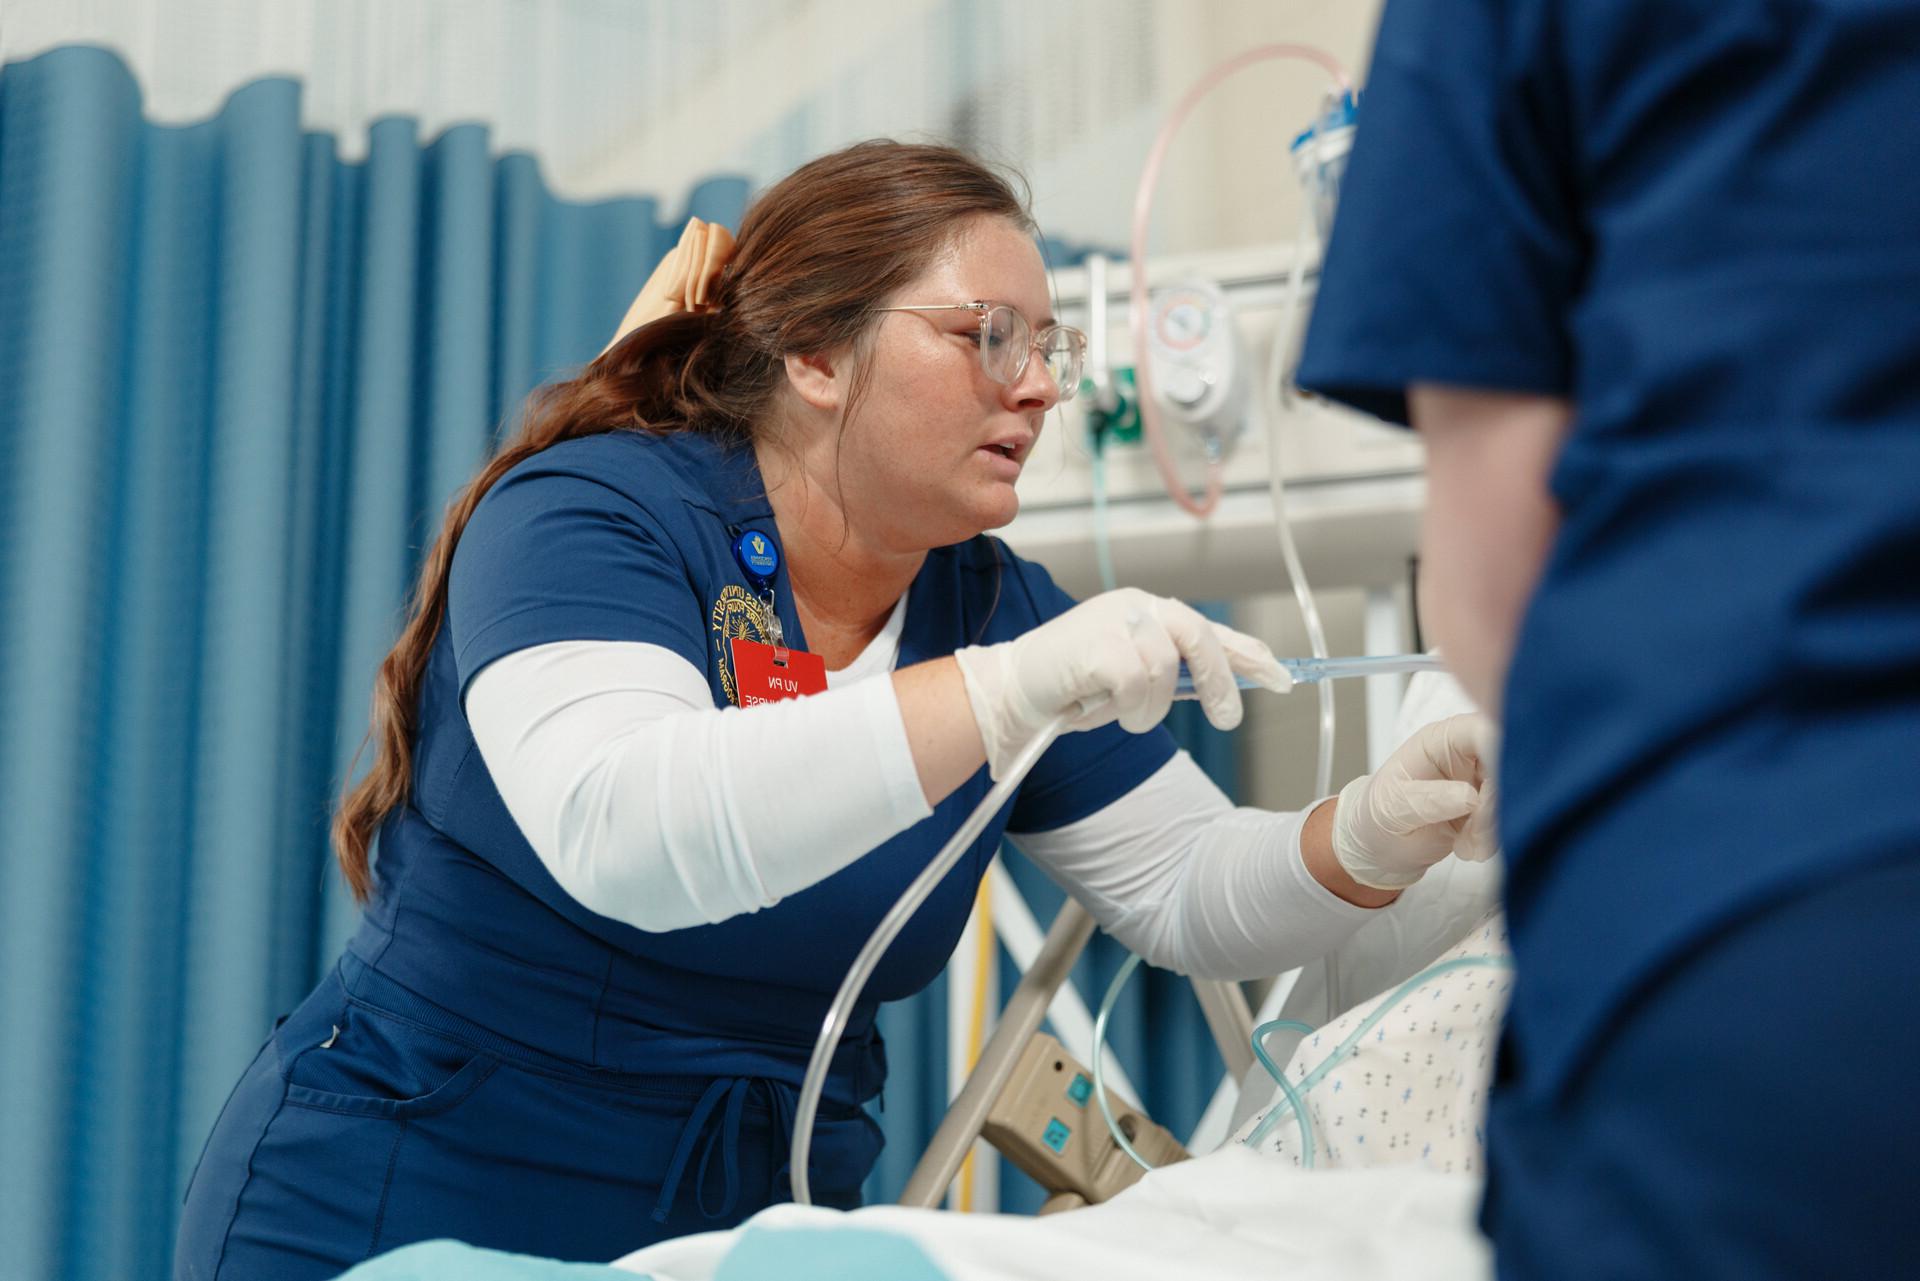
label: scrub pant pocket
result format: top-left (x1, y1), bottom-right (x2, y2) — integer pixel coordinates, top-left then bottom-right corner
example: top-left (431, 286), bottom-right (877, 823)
top-left (173, 970), bottom-right (500, 1281)
top-left (174, 966), bottom-right (885, 1278)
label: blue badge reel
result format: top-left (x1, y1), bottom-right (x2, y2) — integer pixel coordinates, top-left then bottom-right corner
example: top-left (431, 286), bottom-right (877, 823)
top-left (730, 526), bottom-right (784, 646)
top-left (732, 527), bottom-right (780, 590)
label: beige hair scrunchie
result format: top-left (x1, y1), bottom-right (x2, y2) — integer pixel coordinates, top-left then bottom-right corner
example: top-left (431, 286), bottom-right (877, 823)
top-left (599, 216), bottom-right (738, 357)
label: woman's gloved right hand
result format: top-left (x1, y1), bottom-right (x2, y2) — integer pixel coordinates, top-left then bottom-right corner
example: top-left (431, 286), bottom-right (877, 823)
top-left (953, 588), bottom-right (1291, 779)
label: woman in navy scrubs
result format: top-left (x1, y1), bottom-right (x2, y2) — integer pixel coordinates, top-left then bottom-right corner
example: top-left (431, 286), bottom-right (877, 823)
top-left (174, 140), bottom-right (1498, 1279)
top-left (1298, 1), bottom-right (1920, 1275)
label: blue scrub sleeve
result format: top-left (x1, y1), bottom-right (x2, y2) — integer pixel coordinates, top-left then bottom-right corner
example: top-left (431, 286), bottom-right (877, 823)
top-left (1000, 554), bottom-right (1180, 834)
top-left (447, 465), bottom-right (705, 698)
top-left (1295, 0), bottom-right (1583, 426)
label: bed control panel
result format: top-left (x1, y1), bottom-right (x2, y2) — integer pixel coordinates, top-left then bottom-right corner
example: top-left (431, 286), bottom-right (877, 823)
top-left (981, 1033), bottom-right (1188, 1212)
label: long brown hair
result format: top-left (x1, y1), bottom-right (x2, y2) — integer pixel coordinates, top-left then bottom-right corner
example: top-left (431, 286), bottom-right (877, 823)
top-left (331, 140), bottom-right (1035, 901)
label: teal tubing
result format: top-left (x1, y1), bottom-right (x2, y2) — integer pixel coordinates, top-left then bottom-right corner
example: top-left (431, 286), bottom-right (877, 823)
top-left (1088, 439), bottom-right (1120, 594)
top-left (1243, 955), bottom-right (1513, 1152)
top-left (1250, 1018), bottom-right (1316, 1083)
top-left (1251, 1020), bottom-right (1318, 1167)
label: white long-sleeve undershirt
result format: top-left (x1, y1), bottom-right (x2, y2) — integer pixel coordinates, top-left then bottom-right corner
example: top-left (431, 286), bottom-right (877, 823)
top-left (1004, 759), bottom-right (1372, 978)
top-left (463, 624), bottom-right (1375, 978)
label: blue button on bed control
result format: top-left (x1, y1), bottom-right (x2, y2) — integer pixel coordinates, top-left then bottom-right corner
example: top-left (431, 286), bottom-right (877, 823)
top-left (1042, 1118), bottom-right (1071, 1154)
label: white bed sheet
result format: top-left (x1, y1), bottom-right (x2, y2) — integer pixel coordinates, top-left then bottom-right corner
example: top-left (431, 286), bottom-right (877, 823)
top-left (612, 1146), bottom-right (1490, 1281)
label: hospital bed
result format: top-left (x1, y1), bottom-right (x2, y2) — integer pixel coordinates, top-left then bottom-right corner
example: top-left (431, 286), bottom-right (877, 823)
top-left (337, 892), bottom-right (1505, 1281)
top-left (341, 914), bottom-right (1503, 1281)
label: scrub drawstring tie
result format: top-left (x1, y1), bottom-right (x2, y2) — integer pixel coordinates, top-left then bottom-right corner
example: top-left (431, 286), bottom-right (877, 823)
top-left (650, 1077), bottom-right (803, 1225)
top-left (765, 1077), bottom-right (799, 1197)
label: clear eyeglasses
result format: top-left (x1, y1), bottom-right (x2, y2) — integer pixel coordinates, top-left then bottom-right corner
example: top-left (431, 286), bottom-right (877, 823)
top-left (870, 301), bottom-right (1087, 401)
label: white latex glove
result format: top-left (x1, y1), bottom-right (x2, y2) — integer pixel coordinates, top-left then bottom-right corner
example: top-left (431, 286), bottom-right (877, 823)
top-left (1331, 713), bottom-right (1500, 891)
top-left (953, 588), bottom-right (1291, 780)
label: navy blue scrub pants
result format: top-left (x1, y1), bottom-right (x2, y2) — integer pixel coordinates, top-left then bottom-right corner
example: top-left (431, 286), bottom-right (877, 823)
top-left (1484, 854), bottom-right (1920, 1278)
top-left (173, 966), bottom-right (880, 1280)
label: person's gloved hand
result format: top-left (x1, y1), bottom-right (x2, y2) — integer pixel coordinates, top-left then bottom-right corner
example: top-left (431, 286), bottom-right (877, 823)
top-left (1331, 714), bottom-right (1499, 891)
top-left (953, 588), bottom-right (1291, 780)
top-left (600, 216), bottom-right (737, 356)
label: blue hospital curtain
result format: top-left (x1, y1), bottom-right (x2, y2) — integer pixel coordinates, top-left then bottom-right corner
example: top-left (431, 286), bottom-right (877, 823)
top-left (0, 45), bottom-right (747, 1281)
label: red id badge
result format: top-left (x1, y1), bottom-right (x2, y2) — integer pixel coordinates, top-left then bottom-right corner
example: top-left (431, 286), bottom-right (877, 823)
top-left (730, 637), bottom-right (829, 706)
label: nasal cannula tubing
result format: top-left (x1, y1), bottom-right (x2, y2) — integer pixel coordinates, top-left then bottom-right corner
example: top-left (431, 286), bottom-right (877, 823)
top-left (1250, 1019), bottom-right (1319, 1168)
top-left (1241, 955), bottom-right (1513, 1151)
top-left (790, 653), bottom-right (1445, 1205)
top-left (1090, 959), bottom-right (1320, 1174)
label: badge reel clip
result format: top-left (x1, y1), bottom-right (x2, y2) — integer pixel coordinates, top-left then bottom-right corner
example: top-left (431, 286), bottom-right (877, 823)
top-left (732, 526), bottom-right (784, 646)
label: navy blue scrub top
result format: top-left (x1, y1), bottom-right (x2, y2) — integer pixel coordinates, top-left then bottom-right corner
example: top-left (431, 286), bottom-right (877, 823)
top-left (346, 427), bottom-right (1175, 1108)
top-left (1298, 0), bottom-right (1920, 1092)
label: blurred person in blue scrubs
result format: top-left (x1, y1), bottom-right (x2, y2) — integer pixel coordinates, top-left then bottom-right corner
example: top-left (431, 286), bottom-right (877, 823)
top-left (1298, 1), bottom-right (1920, 1275)
top-left (173, 140), bottom-right (1497, 1280)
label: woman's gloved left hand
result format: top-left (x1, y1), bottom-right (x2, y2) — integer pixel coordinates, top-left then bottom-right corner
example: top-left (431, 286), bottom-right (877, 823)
top-left (1331, 714), bottom-right (1500, 891)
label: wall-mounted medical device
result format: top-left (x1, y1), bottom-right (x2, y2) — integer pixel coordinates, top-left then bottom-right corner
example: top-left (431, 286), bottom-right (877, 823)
top-left (1004, 243), bottom-right (1426, 601)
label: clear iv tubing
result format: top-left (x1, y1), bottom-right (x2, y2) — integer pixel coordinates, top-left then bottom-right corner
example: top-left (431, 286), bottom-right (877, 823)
top-left (1091, 955), bottom-right (1151, 1171)
top-left (789, 711), bottom-right (1073, 1206)
top-left (1129, 43), bottom-right (1350, 519)
top-left (1266, 187), bottom-right (1339, 804)
top-left (1242, 955), bottom-right (1514, 1151)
